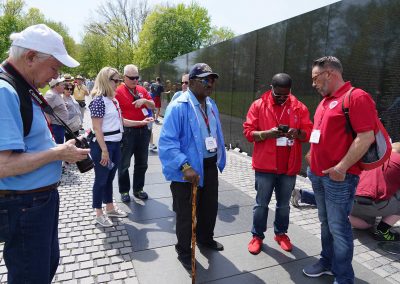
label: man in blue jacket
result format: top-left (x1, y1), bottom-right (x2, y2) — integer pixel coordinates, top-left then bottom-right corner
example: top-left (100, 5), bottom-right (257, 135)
top-left (159, 63), bottom-right (226, 270)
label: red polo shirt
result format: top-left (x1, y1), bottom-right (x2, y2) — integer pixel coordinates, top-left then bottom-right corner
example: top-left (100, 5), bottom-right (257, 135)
top-left (310, 82), bottom-right (377, 176)
top-left (115, 84), bottom-right (153, 124)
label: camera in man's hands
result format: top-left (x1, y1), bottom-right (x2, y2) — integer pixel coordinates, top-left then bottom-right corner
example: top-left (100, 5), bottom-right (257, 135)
top-left (74, 137), bottom-right (94, 173)
top-left (278, 124), bottom-right (289, 133)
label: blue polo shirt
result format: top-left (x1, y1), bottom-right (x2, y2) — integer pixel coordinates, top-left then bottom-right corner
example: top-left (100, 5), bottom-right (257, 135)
top-left (0, 80), bottom-right (61, 190)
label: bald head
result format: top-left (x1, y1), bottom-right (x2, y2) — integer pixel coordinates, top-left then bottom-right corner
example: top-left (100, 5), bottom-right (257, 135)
top-left (271, 73), bottom-right (292, 88)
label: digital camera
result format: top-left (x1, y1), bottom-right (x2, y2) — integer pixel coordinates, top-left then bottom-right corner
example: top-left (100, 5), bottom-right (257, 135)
top-left (75, 137), bottom-right (94, 173)
top-left (278, 124), bottom-right (289, 133)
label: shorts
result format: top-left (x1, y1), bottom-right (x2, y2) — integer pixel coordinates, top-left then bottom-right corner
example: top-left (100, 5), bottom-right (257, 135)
top-left (350, 192), bottom-right (400, 225)
top-left (153, 96), bottom-right (161, 108)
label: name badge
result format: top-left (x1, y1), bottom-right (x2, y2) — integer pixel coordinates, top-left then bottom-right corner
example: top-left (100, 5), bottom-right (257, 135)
top-left (310, 129), bottom-right (321, 144)
top-left (276, 137), bottom-right (288, 146)
top-left (141, 108), bottom-right (149, 116)
top-left (205, 136), bottom-right (217, 152)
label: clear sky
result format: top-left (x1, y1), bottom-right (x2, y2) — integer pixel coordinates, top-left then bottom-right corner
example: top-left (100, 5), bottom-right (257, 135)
top-left (23, 0), bottom-right (340, 43)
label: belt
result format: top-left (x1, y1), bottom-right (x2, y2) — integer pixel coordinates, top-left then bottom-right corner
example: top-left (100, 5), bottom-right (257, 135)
top-left (0, 182), bottom-right (60, 197)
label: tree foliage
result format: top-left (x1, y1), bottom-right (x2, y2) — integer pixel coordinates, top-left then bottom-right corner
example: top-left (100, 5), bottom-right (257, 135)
top-left (135, 3), bottom-right (212, 68)
top-left (204, 26), bottom-right (235, 47)
top-left (0, 0), bottom-right (78, 71)
top-left (0, 0), bottom-right (25, 59)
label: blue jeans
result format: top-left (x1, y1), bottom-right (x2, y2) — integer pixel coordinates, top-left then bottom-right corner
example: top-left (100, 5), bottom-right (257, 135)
top-left (118, 127), bottom-right (151, 194)
top-left (301, 189), bottom-right (317, 205)
top-left (51, 124), bottom-right (65, 144)
top-left (251, 172), bottom-right (296, 239)
top-left (0, 189), bottom-right (60, 284)
top-left (90, 140), bottom-right (121, 208)
top-left (307, 168), bottom-right (359, 284)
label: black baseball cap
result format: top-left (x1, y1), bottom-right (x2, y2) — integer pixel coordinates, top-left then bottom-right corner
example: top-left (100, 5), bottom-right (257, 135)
top-left (189, 63), bottom-right (219, 79)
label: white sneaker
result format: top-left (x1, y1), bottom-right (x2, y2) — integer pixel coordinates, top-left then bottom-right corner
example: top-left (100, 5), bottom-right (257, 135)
top-left (95, 214), bottom-right (114, 227)
top-left (106, 207), bottom-right (128, 218)
top-left (149, 144), bottom-right (158, 151)
top-left (291, 188), bottom-right (301, 207)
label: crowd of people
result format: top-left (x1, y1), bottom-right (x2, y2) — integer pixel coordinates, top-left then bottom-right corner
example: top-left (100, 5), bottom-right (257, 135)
top-left (0, 24), bottom-right (398, 284)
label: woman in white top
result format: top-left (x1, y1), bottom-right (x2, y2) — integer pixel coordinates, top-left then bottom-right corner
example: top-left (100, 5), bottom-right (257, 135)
top-left (88, 67), bottom-right (127, 227)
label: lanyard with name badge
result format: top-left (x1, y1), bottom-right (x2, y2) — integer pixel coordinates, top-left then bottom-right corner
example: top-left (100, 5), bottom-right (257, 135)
top-left (199, 103), bottom-right (217, 153)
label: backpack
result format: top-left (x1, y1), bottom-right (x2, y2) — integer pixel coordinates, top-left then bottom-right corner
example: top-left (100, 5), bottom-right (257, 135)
top-left (0, 72), bottom-right (33, 137)
top-left (342, 87), bottom-right (392, 170)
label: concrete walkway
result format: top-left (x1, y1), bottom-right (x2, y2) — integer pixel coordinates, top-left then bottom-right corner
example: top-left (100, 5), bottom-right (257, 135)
top-left (0, 117), bottom-right (399, 283)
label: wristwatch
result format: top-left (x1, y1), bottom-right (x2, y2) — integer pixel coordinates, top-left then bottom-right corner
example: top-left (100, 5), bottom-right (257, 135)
top-left (181, 162), bottom-right (192, 172)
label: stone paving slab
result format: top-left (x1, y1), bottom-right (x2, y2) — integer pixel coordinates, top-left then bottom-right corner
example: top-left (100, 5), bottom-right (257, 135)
top-left (126, 205), bottom-right (269, 252)
top-left (209, 257), bottom-right (387, 284)
top-left (118, 189), bottom-right (255, 223)
top-left (132, 228), bottom-right (385, 284)
top-left (139, 179), bottom-right (235, 199)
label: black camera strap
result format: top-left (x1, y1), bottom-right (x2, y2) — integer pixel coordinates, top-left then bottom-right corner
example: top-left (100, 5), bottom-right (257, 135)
top-left (1, 61), bottom-right (79, 141)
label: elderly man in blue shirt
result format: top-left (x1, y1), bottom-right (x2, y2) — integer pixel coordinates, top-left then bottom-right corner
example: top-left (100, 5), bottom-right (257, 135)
top-left (159, 63), bottom-right (226, 271)
top-left (0, 24), bottom-right (90, 284)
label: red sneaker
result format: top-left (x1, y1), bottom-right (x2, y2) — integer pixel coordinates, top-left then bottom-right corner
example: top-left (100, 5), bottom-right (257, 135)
top-left (274, 234), bottom-right (292, 251)
top-left (248, 236), bottom-right (263, 255)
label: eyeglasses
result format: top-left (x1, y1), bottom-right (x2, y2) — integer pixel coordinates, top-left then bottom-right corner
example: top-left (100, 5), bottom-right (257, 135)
top-left (271, 87), bottom-right (290, 98)
top-left (110, 78), bottom-right (122, 84)
top-left (125, 75), bottom-right (140, 81)
top-left (181, 81), bottom-right (189, 85)
top-left (312, 70), bottom-right (329, 83)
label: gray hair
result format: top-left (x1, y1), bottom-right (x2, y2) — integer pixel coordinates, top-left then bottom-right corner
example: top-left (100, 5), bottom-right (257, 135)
top-left (8, 45), bottom-right (51, 61)
top-left (123, 64), bottom-right (138, 75)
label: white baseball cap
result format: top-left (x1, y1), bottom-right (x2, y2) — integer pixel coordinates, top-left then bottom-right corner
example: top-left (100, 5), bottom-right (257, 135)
top-left (11, 24), bottom-right (79, 68)
top-left (49, 77), bottom-right (65, 88)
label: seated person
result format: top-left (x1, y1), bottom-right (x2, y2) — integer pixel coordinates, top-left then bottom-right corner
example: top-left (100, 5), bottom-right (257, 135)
top-left (291, 143), bottom-right (400, 241)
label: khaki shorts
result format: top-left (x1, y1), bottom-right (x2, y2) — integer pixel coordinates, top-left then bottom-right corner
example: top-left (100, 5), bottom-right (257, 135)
top-left (351, 191), bottom-right (400, 225)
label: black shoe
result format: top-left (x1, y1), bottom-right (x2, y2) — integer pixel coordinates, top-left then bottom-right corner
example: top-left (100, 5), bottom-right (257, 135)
top-left (177, 254), bottom-right (192, 271)
top-left (198, 240), bottom-right (224, 251)
top-left (133, 190), bottom-right (148, 200)
top-left (375, 229), bottom-right (400, 241)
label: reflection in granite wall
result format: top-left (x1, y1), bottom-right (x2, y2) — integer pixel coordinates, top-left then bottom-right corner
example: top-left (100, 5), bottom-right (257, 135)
top-left (140, 0), bottom-right (400, 173)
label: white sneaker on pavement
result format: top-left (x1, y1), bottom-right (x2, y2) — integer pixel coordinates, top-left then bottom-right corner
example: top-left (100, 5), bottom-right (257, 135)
top-left (95, 214), bottom-right (114, 227)
top-left (291, 188), bottom-right (301, 207)
top-left (106, 207), bottom-right (128, 218)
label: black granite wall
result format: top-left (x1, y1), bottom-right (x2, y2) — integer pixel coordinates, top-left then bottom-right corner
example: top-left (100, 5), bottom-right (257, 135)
top-left (140, 0), bottom-right (400, 173)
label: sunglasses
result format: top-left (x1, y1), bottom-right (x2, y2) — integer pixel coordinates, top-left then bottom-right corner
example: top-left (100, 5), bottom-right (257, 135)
top-left (181, 81), bottom-right (189, 85)
top-left (194, 77), bottom-right (215, 86)
top-left (125, 75), bottom-right (140, 80)
top-left (110, 78), bottom-right (122, 84)
top-left (271, 87), bottom-right (290, 98)
top-left (64, 87), bottom-right (73, 91)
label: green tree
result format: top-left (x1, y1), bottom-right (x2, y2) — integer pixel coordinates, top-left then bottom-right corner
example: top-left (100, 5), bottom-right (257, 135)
top-left (204, 26), bottom-right (235, 47)
top-left (83, 0), bottom-right (151, 70)
top-left (0, 0), bottom-right (25, 60)
top-left (78, 33), bottom-right (111, 77)
top-left (135, 3), bottom-right (211, 68)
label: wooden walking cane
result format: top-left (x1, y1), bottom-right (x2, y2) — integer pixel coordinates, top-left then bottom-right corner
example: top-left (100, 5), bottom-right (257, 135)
top-left (191, 183), bottom-right (198, 283)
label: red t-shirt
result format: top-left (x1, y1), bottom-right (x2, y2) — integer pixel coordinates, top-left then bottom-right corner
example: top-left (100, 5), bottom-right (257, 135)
top-left (115, 84), bottom-right (153, 124)
top-left (356, 152), bottom-right (400, 200)
top-left (310, 82), bottom-right (377, 176)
